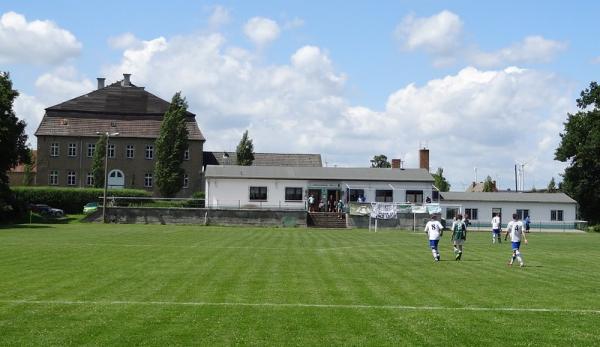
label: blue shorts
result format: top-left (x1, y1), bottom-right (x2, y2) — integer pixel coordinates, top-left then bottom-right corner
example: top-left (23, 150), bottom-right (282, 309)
top-left (492, 228), bottom-right (501, 234)
top-left (429, 240), bottom-right (439, 249)
top-left (511, 242), bottom-right (521, 251)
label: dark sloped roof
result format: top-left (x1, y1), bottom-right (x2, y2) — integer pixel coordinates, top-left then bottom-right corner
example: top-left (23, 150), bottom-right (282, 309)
top-left (440, 192), bottom-right (576, 204)
top-left (36, 77), bottom-right (205, 141)
top-left (35, 114), bottom-right (204, 140)
top-left (46, 81), bottom-right (179, 115)
top-left (203, 151), bottom-right (322, 167)
top-left (205, 165), bottom-right (434, 182)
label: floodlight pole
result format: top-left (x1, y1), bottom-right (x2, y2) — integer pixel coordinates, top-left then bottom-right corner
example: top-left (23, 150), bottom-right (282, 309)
top-left (97, 131), bottom-right (119, 223)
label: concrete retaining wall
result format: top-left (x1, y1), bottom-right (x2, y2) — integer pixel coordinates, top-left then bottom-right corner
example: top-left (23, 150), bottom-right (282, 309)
top-left (86, 207), bottom-right (307, 227)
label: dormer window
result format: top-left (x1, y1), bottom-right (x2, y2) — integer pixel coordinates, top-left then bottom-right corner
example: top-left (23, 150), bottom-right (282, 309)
top-left (111, 121), bottom-right (117, 127)
top-left (62, 119), bottom-right (68, 125)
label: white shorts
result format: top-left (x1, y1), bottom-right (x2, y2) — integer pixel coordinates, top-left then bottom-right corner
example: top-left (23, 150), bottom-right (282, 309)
top-left (453, 239), bottom-right (465, 245)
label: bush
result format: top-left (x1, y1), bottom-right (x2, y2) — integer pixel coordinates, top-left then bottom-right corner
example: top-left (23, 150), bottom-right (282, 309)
top-left (588, 224), bottom-right (600, 233)
top-left (12, 186), bottom-right (151, 214)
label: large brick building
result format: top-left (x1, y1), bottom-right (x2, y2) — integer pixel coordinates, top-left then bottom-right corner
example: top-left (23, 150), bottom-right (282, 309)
top-left (35, 74), bottom-right (205, 196)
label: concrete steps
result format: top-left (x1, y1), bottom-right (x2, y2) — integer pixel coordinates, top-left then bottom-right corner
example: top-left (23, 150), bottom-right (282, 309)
top-left (308, 212), bottom-right (347, 228)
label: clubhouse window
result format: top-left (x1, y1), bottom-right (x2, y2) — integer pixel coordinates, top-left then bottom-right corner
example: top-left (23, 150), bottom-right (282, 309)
top-left (375, 189), bottom-right (393, 202)
top-left (516, 209), bottom-right (530, 220)
top-left (551, 210), bottom-right (564, 221)
top-left (446, 207), bottom-right (459, 220)
top-left (249, 186), bottom-right (267, 201)
top-left (285, 187), bottom-right (303, 201)
top-left (465, 208), bottom-right (478, 220)
top-left (406, 190), bottom-right (423, 204)
top-left (349, 189), bottom-right (365, 202)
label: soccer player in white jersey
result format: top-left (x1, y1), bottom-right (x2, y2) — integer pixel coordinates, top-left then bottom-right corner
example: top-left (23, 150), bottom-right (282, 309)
top-left (504, 213), bottom-right (528, 267)
top-left (491, 213), bottom-right (502, 244)
top-left (424, 215), bottom-right (444, 262)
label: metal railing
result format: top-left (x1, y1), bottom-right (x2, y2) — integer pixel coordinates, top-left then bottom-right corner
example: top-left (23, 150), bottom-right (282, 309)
top-left (460, 220), bottom-right (588, 232)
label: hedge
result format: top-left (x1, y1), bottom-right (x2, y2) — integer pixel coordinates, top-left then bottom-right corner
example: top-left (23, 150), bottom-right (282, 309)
top-left (12, 186), bottom-right (151, 214)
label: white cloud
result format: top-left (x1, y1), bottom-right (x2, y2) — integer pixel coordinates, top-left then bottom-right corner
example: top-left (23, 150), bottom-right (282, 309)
top-left (101, 30), bottom-right (572, 189)
top-left (395, 10), bottom-right (463, 54)
top-left (470, 36), bottom-right (567, 68)
top-left (108, 32), bottom-right (140, 50)
top-left (14, 93), bottom-right (46, 146)
top-left (244, 17), bottom-right (280, 46)
top-left (0, 11), bottom-right (81, 65)
top-left (394, 11), bottom-right (566, 69)
top-left (208, 5), bottom-right (231, 29)
top-left (34, 66), bottom-right (94, 106)
top-left (283, 17), bottom-right (304, 30)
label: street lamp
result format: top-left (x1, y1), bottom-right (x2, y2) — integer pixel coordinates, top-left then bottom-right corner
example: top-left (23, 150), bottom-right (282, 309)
top-left (97, 131), bottom-right (119, 223)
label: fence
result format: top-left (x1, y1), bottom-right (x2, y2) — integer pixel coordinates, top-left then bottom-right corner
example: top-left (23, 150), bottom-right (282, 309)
top-left (463, 220), bottom-right (588, 232)
top-left (102, 197), bottom-right (308, 210)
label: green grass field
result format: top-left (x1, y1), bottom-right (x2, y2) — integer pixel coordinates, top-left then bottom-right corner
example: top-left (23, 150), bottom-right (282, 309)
top-left (1, 223), bottom-right (599, 346)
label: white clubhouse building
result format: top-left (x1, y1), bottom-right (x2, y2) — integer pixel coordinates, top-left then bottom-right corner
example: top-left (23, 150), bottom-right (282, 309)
top-left (205, 165), bottom-right (435, 209)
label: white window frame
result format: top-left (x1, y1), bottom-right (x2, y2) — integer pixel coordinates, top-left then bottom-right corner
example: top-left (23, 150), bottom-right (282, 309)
top-left (126, 145), bottom-right (135, 159)
top-left (144, 173), bottom-right (153, 187)
top-left (145, 145), bottom-right (154, 160)
top-left (108, 144), bottom-right (115, 159)
top-left (249, 186), bottom-right (268, 201)
top-left (49, 170), bottom-right (58, 185)
top-left (183, 174), bottom-right (189, 188)
top-left (68, 143), bottom-right (77, 157)
top-left (87, 143), bottom-right (96, 158)
top-left (67, 171), bottom-right (76, 186)
top-left (50, 143), bottom-right (60, 157)
top-left (86, 172), bottom-right (94, 186)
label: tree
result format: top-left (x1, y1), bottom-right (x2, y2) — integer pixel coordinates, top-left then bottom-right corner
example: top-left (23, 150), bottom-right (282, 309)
top-left (432, 167), bottom-right (451, 192)
top-left (0, 72), bottom-right (29, 219)
top-left (555, 81), bottom-right (600, 223)
top-left (236, 130), bottom-right (255, 166)
top-left (370, 154), bottom-right (391, 168)
top-left (547, 177), bottom-right (558, 193)
top-left (91, 134), bottom-right (107, 188)
top-left (482, 176), bottom-right (495, 192)
top-left (155, 92), bottom-right (189, 197)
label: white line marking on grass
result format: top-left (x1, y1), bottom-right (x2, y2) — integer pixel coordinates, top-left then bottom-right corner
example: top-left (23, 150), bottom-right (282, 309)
top-left (1, 300), bottom-right (598, 314)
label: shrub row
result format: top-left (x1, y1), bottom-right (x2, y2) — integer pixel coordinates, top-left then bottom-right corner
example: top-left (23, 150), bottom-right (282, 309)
top-left (12, 186), bottom-right (151, 214)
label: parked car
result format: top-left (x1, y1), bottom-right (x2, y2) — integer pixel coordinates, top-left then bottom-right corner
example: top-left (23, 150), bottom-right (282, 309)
top-left (83, 202), bottom-right (99, 214)
top-left (29, 203), bottom-right (64, 217)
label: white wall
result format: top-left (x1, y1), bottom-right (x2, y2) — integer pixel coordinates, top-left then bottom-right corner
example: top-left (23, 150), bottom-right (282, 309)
top-left (206, 178), bottom-right (309, 209)
top-left (206, 177), bottom-right (434, 208)
top-left (441, 200), bottom-right (577, 224)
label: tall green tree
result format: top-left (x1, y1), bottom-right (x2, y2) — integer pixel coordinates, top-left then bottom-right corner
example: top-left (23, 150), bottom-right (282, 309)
top-left (432, 167), bottom-right (451, 192)
top-left (547, 177), bottom-right (558, 193)
top-left (555, 81), bottom-right (600, 223)
top-left (370, 154), bottom-right (391, 168)
top-left (91, 134), bottom-right (107, 188)
top-left (155, 92), bottom-right (189, 197)
top-left (0, 72), bottom-right (29, 219)
top-left (482, 175), bottom-right (496, 192)
top-left (236, 130), bottom-right (255, 166)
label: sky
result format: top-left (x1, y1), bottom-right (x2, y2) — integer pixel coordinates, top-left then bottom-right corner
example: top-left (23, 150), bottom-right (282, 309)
top-left (2, 1), bottom-right (599, 191)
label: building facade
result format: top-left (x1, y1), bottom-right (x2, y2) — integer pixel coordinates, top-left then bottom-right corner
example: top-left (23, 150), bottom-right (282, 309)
top-left (205, 165), bottom-right (434, 209)
top-left (35, 74), bottom-right (205, 196)
top-left (439, 192), bottom-right (578, 226)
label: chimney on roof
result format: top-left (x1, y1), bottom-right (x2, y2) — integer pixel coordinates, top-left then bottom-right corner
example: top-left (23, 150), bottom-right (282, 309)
top-left (419, 147), bottom-right (430, 171)
top-left (97, 78), bottom-right (105, 90)
top-left (123, 73), bottom-right (131, 86)
top-left (391, 159), bottom-right (401, 169)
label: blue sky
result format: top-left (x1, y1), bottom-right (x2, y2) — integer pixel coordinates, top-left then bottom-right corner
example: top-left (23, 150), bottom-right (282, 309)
top-left (1, 1), bottom-right (599, 190)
